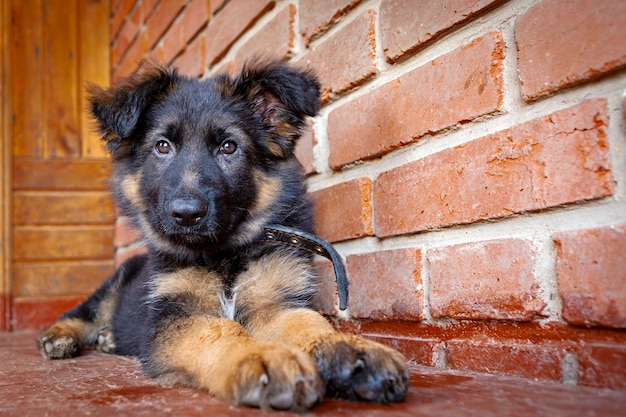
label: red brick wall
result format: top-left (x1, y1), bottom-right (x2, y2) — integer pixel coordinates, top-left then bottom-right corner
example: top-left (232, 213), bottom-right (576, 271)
top-left (110, 0), bottom-right (626, 390)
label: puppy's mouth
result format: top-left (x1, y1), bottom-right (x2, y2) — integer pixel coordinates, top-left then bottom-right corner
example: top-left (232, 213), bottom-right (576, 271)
top-left (152, 196), bottom-right (253, 251)
top-left (159, 215), bottom-right (246, 251)
top-left (157, 218), bottom-right (225, 249)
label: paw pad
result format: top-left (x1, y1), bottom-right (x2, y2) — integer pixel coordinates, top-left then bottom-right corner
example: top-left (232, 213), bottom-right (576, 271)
top-left (40, 334), bottom-right (78, 359)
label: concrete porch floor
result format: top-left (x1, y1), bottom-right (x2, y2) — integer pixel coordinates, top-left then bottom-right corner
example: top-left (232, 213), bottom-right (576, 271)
top-left (0, 331), bottom-right (624, 416)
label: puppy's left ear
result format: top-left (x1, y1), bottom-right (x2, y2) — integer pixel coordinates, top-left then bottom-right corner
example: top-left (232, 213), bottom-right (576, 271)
top-left (221, 60), bottom-right (321, 158)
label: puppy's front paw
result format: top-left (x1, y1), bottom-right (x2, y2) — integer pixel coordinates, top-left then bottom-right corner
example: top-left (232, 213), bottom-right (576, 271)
top-left (38, 323), bottom-right (82, 359)
top-left (218, 342), bottom-right (323, 411)
top-left (313, 335), bottom-right (410, 403)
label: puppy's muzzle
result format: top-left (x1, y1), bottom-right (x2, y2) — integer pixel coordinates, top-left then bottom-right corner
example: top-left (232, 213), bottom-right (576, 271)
top-left (170, 196), bottom-right (208, 227)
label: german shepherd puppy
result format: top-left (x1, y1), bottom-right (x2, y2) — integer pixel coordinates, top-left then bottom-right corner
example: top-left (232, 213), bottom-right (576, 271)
top-left (38, 60), bottom-right (409, 410)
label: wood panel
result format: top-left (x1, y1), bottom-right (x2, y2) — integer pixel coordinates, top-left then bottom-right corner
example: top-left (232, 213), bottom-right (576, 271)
top-left (10, 0), bottom-right (44, 157)
top-left (13, 226), bottom-right (114, 261)
top-left (79, 0), bottom-right (110, 159)
top-left (1, 0), bottom-right (11, 331)
top-left (12, 295), bottom-right (85, 330)
top-left (13, 159), bottom-right (111, 190)
top-left (13, 261), bottom-right (113, 297)
top-left (13, 191), bottom-right (114, 225)
top-left (43, 0), bottom-right (80, 158)
top-left (8, 0), bottom-right (113, 330)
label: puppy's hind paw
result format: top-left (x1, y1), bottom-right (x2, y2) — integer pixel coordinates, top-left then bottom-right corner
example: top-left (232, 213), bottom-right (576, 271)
top-left (95, 327), bottom-right (116, 354)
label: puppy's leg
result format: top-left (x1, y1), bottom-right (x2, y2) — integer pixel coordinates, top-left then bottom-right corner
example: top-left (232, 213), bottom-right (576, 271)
top-left (39, 317), bottom-right (92, 359)
top-left (252, 308), bottom-right (410, 404)
top-left (145, 267), bottom-right (323, 410)
top-left (39, 286), bottom-right (119, 359)
top-left (38, 255), bottom-right (146, 359)
top-left (145, 315), bottom-right (323, 410)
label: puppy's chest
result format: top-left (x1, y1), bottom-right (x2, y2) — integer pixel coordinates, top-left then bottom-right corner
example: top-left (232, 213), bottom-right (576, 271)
top-left (149, 251), bottom-right (305, 322)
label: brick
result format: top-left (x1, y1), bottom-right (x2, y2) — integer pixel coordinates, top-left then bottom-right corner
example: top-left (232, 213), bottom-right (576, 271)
top-left (211, 0), bottom-right (227, 14)
top-left (446, 339), bottom-right (568, 381)
top-left (328, 32), bottom-right (503, 169)
top-left (174, 30), bottom-right (206, 77)
top-left (366, 337), bottom-right (442, 366)
top-left (233, 5), bottom-right (294, 72)
top-left (141, 0), bottom-right (159, 22)
top-left (294, 121), bottom-right (316, 175)
top-left (111, 0), bottom-right (136, 39)
top-left (299, 9), bottom-right (376, 104)
top-left (381, 0), bottom-right (502, 63)
top-left (208, 60), bottom-right (232, 78)
top-left (554, 225), bottom-right (626, 328)
top-left (515, 0), bottom-right (626, 101)
top-left (204, 0), bottom-right (275, 66)
top-left (180, 0), bottom-right (211, 44)
top-left (160, 16), bottom-right (184, 65)
top-left (112, 4), bottom-right (142, 67)
top-left (346, 248), bottom-right (423, 321)
top-left (145, 0), bottom-right (185, 49)
top-left (310, 178), bottom-right (373, 242)
top-left (148, 46), bottom-right (165, 67)
top-left (299, 0), bottom-right (359, 45)
top-left (313, 258), bottom-right (338, 316)
top-left (114, 216), bottom-right (144, 248)
top-left (114, 31), bottom-right (149, 80)
top-left (374, 99), bottom-right (614, 237)
top-left (579, 344), bottom-right (626, 390)
top-left (427, 239), bottom-right (545, 321)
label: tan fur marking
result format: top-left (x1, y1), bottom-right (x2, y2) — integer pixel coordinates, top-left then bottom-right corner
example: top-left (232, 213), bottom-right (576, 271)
top-left (266, 140), bottom-right (287, 158)
top-left (251, 307), bottom-right (410, 400)
top-left (181, 170), bottom-right (199, 189)
top-left (235, 252), bottom-right (313, 330)
top-left (95, 282), bottom-right (121, 335)
top-left (153, 316), bottom-right (322, 408)
top-left (228, 173), bottom-right (282, 246)
top-left (121, 171), bottom-right (146, 210)
top-left (152, 267), bottom-right (223, 316)
top-left (39, 317), bottom-right (93, 359)
top-left (155, 316), bottom-right (251, 388)
top-left (44, 318), bottom-right (92, 344)
top-left (253, 308), bottom-right (405, 362)
top-left (250, 172), bottom-right (281, 215)
top-left (252, 308), bottom-right (335, 353)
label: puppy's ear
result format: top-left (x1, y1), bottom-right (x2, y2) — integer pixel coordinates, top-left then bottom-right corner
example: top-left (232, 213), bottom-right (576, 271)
top-left (219, 60), bottom-right (321, 158)
top-left (87, 62), bottom-right (178, 152)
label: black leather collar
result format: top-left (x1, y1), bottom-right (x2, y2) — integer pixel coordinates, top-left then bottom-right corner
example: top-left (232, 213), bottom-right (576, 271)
top-left (261, 225), bottom-right (349, 310)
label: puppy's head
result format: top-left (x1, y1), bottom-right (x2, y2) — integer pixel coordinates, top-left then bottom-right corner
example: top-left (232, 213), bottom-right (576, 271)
top-left (88, 60), bottom-right (320, 257)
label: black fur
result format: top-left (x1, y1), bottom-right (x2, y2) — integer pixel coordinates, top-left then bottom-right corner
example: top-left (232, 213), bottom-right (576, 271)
top-left (88, 60), bottom-right (319, 354)
top-left (39, 60), bottom-right (409, 410)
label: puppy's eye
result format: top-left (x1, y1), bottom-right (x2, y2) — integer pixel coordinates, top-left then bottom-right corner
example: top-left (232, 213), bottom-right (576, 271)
top-left (219, 140), bottom-right (237, 155)
top-left (155, 140), bottom-right (172, 155)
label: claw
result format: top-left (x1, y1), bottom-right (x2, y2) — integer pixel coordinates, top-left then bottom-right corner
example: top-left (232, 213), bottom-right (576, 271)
top-left (269, 390), bottom-right (294, 410)
top-left (39, 335), bottom-right (77, 359)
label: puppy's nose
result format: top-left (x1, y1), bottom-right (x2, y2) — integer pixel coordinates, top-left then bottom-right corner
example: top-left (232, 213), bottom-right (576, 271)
top-left (170, 196), bottom-right (208, 226)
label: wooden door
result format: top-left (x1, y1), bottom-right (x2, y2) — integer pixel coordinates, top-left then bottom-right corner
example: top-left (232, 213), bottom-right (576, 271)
top-left (1, 0), bottom-right (11, 331)
top-left (2, 0), bottom-right (113, 331)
